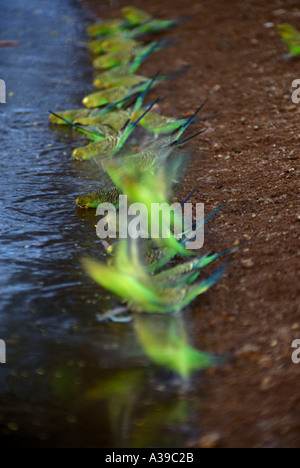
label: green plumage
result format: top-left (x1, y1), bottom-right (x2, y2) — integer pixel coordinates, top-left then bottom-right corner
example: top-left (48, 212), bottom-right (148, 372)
top-left (122, 6), bottom-right (189, 34)
top-left (92, 41), bottom-right (162, 70)
top-left (73, 110), bottom-right (131, 132)
top-left (73, 134), bottom-right (122, 160)
top-left (93, 47), bottom-right (141, 70)
top-left (76, 187), bottom-right (122, 209)
top-left (93, 44), bottom-right (157, 88)
top-left (135, 314), bottom-right (216, 380)
top-left (89, 36), bottom-right (140, 56)
top-left (121, 7), bottom-right (152, 26)
top-left (87, 19), bottom-right (128, 38)
top-left (49, 108), bottom-right (93, 125)
top-left (84, 73), bottom-right (168, 108)
top-left (134, 110), bottom-right (199, 136)
top-left (83, 239), bottom-right (225, 314)
top-left (95, 74), bottom-right (149, 90)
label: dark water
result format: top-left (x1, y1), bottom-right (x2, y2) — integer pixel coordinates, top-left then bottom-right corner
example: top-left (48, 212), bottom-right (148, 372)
top-left (0, 0), bottom-right (200, 447)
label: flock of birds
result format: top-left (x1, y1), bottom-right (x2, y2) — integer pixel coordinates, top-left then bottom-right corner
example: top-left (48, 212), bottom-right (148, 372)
top-left (46, 8), bottom-right (300, 377)
top-left (48, 6), bottom-right (232, 377)
top-left (49, 6), bottom-right (229, 317)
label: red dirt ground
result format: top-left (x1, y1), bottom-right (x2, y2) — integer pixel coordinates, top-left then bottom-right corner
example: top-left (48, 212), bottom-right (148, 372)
top-left (83, 0), bottom-right (299, 448)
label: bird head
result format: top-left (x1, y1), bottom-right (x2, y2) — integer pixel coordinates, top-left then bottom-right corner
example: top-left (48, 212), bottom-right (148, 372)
top-left (278, 24), bottom-right (297, 40)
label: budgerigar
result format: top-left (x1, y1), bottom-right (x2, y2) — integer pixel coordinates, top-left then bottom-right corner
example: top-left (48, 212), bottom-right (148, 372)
top-left (84, 68), bottom-right (187, 108)
top-left (76, 187), bottom-right (122, 209)
top-left (92, 38), bottom-right (172, 70)
top-left (87, 18), bottom-right (129, 38)
top-left (49, 108), bottom-right (93, 125)
top-left (73, 79), bottom-right (159, 160)
top-left (89, 36), bottom-right (141, 56)
top-left (92, 43), bottom-right (157, 88)
top-left (82, 238), bottom-right (226, 315)
top-left (278, 24), bottom-right (300, 56)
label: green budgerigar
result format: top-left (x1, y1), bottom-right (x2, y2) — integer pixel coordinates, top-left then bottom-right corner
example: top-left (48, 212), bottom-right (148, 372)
top-left (94, 74), bottom-right (150, 90)
top-left (278, 24), bottom-right (300, 56)
top-left (93, 43), bottom-right (157, 89)
top-left (134, 314), bottom-right (217, 380)
top-left (49, 111), bottom-right (116, 142)
top-left (73, 78), bottom-right (159, 160)
top-left (89, 35), bottom-right (141, 56)
top-left (84, 68), bottom-right (187, 108)
top-left (82, 238), bottom-right (226, 315)
top-left (122, 6), bottom-right (192, 34)
top-left (50, 108), bottom-right (131, 133)
top-left (87, 18), bottom-right (129, 38)
top-left (92, 38), bottom-right (172, 70)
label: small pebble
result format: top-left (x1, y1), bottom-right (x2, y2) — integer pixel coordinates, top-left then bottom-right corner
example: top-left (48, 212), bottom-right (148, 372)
top-left (242, 259), bottom-right (254, 268)
top-left (260, 376), bottom-right (273, 392)
top-left (236, 344), bottom-right (260, 360)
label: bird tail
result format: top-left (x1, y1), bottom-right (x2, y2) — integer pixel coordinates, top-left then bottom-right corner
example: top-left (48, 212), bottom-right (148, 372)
top-left (183, 265), bottom-right (227, 306)
top-left (130, 42), bottom-right (158, 73)
top-left (175, 128), bottom-right (207, 147)
top-left (174, 100), bottom-right (208, 141)
top-left (130, 38), bottom-right (177, 73)
top-left (181, 204), bottom-right (225, 244)
top-left (155, 66), bottom-right (191, 84)
top-left (48, 110), bottom-right (105, 139)
top-left (167, 14), bottom-right (196, 27)
top-left (132, 72), bottom-right (160, 114)
top-left (148, 204), bottom-right (225, 273)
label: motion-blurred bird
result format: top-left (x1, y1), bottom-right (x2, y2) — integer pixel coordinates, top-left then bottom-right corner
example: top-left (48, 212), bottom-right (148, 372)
top-left (105, 152), bottom-right (195, 256)
top-left (104, 103), bottom-right (207, 176)
top-left (134, 314), bottom-right (217, 379)
top-left (83, 239), bottom-right (225, 315)
top-left (107, 203), bottom-right (225, 269)
top-left (278, 24), bottom-right (300, 56)
top-left (49, 108), bottom-right (131, 133)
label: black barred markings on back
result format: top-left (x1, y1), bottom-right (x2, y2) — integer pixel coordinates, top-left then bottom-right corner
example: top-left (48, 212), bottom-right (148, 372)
top-left (0, 340), bottom-right (6, 363)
